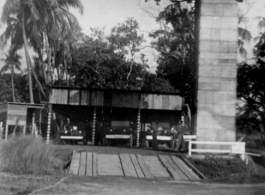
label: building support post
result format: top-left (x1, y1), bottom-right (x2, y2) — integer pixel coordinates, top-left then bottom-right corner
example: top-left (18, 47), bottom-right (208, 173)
top-left (46, 104), bottom-right (52, 144)
top-left (136, 108), bottom-right (141, 147)
top-left (23, 125), bottom-right (26, 137)
top-left (39, 109), bottom-right (42, 135)
top-left (92, 106), bottom-right (97, 145)
top-left (32, 111), bottom-right (35, 135)
top-left (5, 122), bottom-right (8, 141)
top-left (136, 93), bottom-right (141, 147)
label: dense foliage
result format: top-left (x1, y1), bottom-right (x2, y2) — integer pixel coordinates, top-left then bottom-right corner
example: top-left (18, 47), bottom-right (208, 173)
top-left (68, 19), bottom-right (175, 92)
top-left (237, 42), bottom-right (265, 135)
top-left (150, 1), bottom-right (196, 97)
top-left (0, 0), bottom-right (84, 103)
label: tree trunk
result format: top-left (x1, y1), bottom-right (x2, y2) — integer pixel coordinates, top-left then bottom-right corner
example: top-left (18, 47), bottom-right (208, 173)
top-left (22, 9), bottom-right (34, 103)
top-left (11, 66), bottom-right (16, 102)
top-left (31, 67), bottom-right (47, 99)
top-left (63, 50), bottom-right (69, 86)
top-left (44, 34), bottom-right (53, 84)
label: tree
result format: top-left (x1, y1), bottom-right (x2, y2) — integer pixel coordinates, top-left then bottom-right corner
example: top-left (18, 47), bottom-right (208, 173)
top-left (0, 74), bottom-right (15, 103)
top-left (237, 0), bottom-right (254, 59)
top-left (108, 18), bottom-right (145, 82)
top-left (0, 0), bottom-right (83, 103)
top-left (237, 42), bottom-right (265, 134)
top-left (150, 1), bottom-right (195, 97)
top-left (69, 26), bottom-right (174, 92)
top-left (0, 49), bottom-right (21, 102)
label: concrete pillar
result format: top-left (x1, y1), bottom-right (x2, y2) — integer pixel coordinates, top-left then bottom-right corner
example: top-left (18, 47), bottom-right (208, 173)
top-left (196, 0), bottom-right (238, 142)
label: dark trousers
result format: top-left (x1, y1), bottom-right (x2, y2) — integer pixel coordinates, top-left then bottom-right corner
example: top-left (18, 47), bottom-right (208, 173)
top-left (174, 132), bottom-right (188, 151)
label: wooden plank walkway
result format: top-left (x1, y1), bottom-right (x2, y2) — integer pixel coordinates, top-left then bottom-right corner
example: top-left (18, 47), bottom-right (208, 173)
top-left (69, 152), bottom-right (201, 181)
top-left (142, 156), bottom-right (170, 178)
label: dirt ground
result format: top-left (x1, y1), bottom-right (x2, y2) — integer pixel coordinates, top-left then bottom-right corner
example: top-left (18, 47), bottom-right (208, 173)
top-left (0, 173), bottom-right (265, 195)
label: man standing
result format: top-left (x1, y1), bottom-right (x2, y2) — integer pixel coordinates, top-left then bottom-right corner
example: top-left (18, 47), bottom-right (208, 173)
top-left (174, 104), bottom-right (191, 152)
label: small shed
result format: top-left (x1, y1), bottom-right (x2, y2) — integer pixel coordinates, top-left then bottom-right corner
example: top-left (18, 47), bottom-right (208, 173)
top-left (0, 102), bottom-right (44, 140)
top-left (48, 86), bottom-right (185, 146)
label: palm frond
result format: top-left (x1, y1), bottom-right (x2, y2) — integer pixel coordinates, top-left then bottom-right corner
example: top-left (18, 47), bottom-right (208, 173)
top-left (57, 0), bottom-right (84, 14)
top-left (1, 0), bottom-right (19, 23)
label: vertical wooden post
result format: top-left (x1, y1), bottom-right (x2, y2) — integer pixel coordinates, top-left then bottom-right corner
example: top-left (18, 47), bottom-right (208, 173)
top-left (92, 106), bottom-right (97, 145)
top-left (136, 93), bottom-right (141, 147)
top-left (0, 122), bottom-right (3, 140)
top-left (5, 103), bottom-right (8, 141)
top-left (39, 109), bottom-right (42, 135)
top-left (32, 111), bottom-right (35, 135)
top-left (5, 123), bottom-right (8, 141)
top-left (46, 104), bottom-right (52, 144)
top-left (23, 125), bottom-right (26, 137)
top-left (136, 108), bottom-right (141, 147)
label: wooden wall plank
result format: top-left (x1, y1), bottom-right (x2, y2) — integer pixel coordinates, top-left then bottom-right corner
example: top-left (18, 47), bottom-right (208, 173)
top-left (69, 152), bottom-right (80, 175)
top-left (92, 153), bottom-right (98, 176)
top-left (86, 152), bottom-right (93, 176)
top-left (136, 154), bottom-right (153, 179)
top-left (130, 154), bottom-right (145, 178)
top-left (171, 156), bottom-right (200, 181)
top-left (50, 89), bottom-right (68, 104)
top-left (141, 94), bottom-right (183, 110)
top-left (91, 91), bottom-right (104, 106)
top-left (79, 152), bottom-right (87, 176)
top-left (112, 93), bottom-right (138, 108)
top-left (165, 156), bottom-right (188, 180)
top-left (81, 91), bottom-right (90, 106)
top-left (97, 154), bottom-right (123, 176)
top-left (69, 90), bottom-right (79, 105)
top-left (162, 95), bottom-right (169, 110)
top-left (142, 155), bottom-right (170, 178)
top-left (120, 154), bottom-right (138, 177)
top-left (50, 88), bottom-right (183, 110)
top-left (159, 155), bottom-right (187, 180)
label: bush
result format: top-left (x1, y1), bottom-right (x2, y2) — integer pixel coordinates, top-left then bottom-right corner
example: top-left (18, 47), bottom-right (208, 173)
top-left (191, 156), bottom-right (245, 178)
top-left (189, 155), bottom-right (265, 183)
top-left (0, 136), bottom-right (65, 175)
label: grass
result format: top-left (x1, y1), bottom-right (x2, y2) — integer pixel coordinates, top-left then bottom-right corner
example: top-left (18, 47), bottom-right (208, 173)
top-left (187, 155), bottom-right (265, 184)
top-left (0, 136), bottom-right (67, 175)
top-left (1, 137), bottom-right (265, 184)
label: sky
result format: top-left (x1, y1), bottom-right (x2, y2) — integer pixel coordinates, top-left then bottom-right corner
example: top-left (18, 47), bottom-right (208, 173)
top-left (0, 0), bottom-right (171, 73)
top-left (0, 0), bottom-right (265, 72)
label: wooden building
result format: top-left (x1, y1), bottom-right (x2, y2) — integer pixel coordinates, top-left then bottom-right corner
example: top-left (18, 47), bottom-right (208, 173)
top-left (0, 102), bottom-right (44, 140)
top-left (48, 86), bottom-right (185, 146)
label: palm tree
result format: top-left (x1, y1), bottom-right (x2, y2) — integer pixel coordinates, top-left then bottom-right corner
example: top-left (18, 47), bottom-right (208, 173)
top-left (0, 50), bottom-right (21, 102)
top-left (0, 0), bottom-right (83, 103)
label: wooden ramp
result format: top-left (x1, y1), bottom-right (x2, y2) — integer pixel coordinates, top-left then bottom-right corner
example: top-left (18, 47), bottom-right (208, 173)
top-left (69, 152), bottom-right (200, 181)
